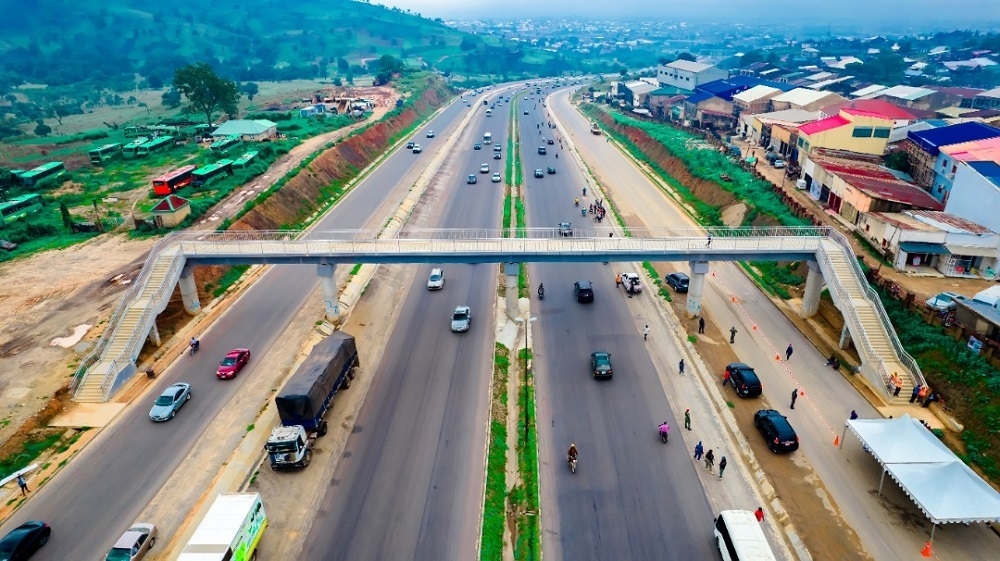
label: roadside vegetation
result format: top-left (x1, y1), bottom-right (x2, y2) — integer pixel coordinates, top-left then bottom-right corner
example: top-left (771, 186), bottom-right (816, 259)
top-left (480, 344), bottom-right (510, 560)
top-left (511, 348), bottom-right (541, 560)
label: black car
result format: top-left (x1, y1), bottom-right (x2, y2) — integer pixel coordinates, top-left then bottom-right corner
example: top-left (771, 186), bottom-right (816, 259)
top-left (0, 520), bottom-right (51, 560)
top-left (467, 174), bottom-right (478, 184)
top-left (547, 166), bottom-right (556, 174)
top-left (574, 281), bottom-right (594, 303)
top-left (474, 143), bottom-right (481, 150)
top-left (534, 169), bottom-right (544, 178)
top-left (405, 141), bottom-right (415, 149)
top-left (493, 153), bottom-right (502, 160)
top-left (538, 146), bottom-right (547, 155)
top-left (725, 363), bottom-right (762, 397)
top-left (665, 272), bottom-right (689, 293)
top-left (591, 352), bottom-right (613, 379)
top-left (547, 138), bottom-right (555, 145)
top-left (754, 409), bottom-right (799, 453)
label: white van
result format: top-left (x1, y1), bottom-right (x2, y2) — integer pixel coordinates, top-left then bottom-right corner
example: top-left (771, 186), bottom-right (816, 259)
top-left (714, 510), bottom-right (777, 561)
top-left (972, 284), bottom-right (1000, 308)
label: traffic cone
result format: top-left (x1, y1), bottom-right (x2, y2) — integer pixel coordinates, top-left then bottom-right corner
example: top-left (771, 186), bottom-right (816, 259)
top-left (776, 354), bottom-right (782, 361)
top-left (752, 324), bottom-right (758, 331)
top-left (833, 435), bottom-right (840, 446)
top-left (921, 541), bottom-right (932, 557)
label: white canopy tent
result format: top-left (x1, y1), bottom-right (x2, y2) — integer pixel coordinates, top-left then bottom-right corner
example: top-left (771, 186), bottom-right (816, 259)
top-left (844, 415), bottom-right (1000, 538)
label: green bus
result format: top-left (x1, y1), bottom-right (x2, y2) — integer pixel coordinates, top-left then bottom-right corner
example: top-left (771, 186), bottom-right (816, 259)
top-left (210, 135), bottom-right (242, 154)
top-left (0, 193), bottom-right (44, 224)
top-left (123, 137), bottom-right (150, 158)
top-left (231, 151), bottom-right (258, 170)
top-left (192, 159), bottom-right (235, 186)
top-left (18, 162), bottom-right (65, 187)
top-left (123, 126), bottom-right (150, 137)
top-left (89, 143), bottom-right (123, 165)
top-left (135, 136), bottom-right (174, 156)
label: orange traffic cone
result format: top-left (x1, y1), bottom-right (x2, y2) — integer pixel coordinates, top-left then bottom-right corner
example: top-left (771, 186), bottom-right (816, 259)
top-left (921, 541), bottom-right (932, 557)
top-left (752, 324), bottom-right (758, 331)
top-left (775, 354), bottom-right (782, 361)
top-left (833, 435), bottom-right (840, 446)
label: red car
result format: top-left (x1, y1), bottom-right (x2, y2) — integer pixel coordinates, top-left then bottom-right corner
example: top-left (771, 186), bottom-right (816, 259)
top-left (217, 348), bottom-right (251, 379)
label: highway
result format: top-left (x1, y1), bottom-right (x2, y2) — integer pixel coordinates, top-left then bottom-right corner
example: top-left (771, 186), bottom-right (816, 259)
top-left (0, 99), bottom-right (471, 560)
top-left (521, 91), bottom-right (717, 559)
top-left (300, 94), bottom-right (507, 558)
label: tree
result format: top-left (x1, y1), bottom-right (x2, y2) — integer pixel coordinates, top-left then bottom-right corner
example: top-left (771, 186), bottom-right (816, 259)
top-left (138, 102), bottom-right (151, 115)
top-left (34, 120), bottom-right (51, 137)
top-left (460, 36), bottom-right (477, 52)
top-left (172, 62), bottom-right (240, 126)
top-left (333, 76), bottom-right (343, 87)
top-left (60, 202), bottom-right (72, 230)
top-left (676, 52), bottom-right (696, 62)
top-left (240, 82), bottom-right (259, 102)
top-left (146, 74), bottom-right (164, 90)
top-left (337, 57), bottom-right (350, 73)
top-left (161, 88), bottom-right (182, 108)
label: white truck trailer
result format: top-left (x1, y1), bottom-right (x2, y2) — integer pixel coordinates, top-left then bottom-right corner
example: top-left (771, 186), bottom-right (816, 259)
top-left (177, 493), bottom-right (267, 561)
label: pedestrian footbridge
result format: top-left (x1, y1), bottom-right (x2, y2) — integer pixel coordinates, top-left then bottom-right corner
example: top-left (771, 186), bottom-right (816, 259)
top-left (72, 226), bottom-right (922, 404)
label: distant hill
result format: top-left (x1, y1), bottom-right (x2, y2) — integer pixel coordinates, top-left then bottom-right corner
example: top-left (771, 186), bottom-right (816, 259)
top-left (0, 0), bottom-right (583, 91)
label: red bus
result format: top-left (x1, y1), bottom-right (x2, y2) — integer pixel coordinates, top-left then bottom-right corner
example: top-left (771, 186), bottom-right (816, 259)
top-left (152, 165), bottom-right (197, 196)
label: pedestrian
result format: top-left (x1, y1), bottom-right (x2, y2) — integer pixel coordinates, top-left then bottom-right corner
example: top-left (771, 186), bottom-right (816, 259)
top-left (785, 344), bottom-right (794, 361)
top-left (892, 373), bottom-right (903, 397)
top-left (677, 358), bottom-right (685, 374)
top-left (694, 441), bottom-right (704, 461)
top-left (609, 232), bottom-right (614, 238)
top-left (718, 456), bottom-right (727, 479)
top-left (698, 316), bottom-right (705, 334)
top-left (684, 408), bottom-right (691, 430)
top-left (722, 368), bottom-right (731, 387)
top-left (730, 326), bottom-right (737, 344)
top-left (16, 474), bottom-right (28, 496)
top-left (910, 384), bottom-right (922, 404)
top-left (923, 391), bottom-right (938, 408)
top-left (755, 507), bottom-right (765, 522)
top-left (918, 385), bottom-right (929, 404)
top-left (615, 273), bottom-right (622, 288)
top-left (790, 387), bottom-right (798, 409)
top-left (705, 449), bottom-right (715, 472)
top-left (850, 410), bottom-right (858, 420)
top-left (706, 234), bottom-right (712, 247)
top-left (643, 325), bottom-right (649, 341)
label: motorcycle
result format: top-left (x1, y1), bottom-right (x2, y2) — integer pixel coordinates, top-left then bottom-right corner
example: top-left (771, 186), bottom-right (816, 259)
top-left (574, 199), bottom-right (579, 207)
top-left (567, 455), bottom-right (577, 474)
top-left (658, 424), bottom-right (670, 443)
top-left (189, 340), bottom-right (200, 356)
top-left (538, 285), bottom-right (545, 300)
top-left (581, 208), bottom-right (586, 217)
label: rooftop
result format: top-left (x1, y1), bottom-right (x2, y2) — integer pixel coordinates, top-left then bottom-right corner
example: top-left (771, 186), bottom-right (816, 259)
top-left (907, 122), bottom-right (1000, 155)
top-left (151, 195), bottom-right (190, 213)
top-left (941, 136), bottom-right (1000, 163)
top-left (799, 115), bottom-right (850, 135)
top-left (664, 59), bottom-right (714, 73)
top-left (850, 84), bottom-right (888, 98)
top-left (821, 99), bottom-right (919, 121)
top-left (211, 119), bottom-right (277, 136)
top-left (814, 158), bottom-right (944, 209)
top-left (875, 85), bottom-right (937, 101)
top-left (772, 87), bottom-right (837, 107)
top-left (903, 210), bottom-right (992, 234)
top-left (732, 85), bottom-right (781, 104)
top-left (750, 109), bottom-right (822, 125)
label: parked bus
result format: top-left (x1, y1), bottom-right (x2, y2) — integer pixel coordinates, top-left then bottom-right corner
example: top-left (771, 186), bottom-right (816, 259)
top-left (151, 165), bottom-right (197, 196)
top-left (231, 151), bottom-right (258, 170)
top-left (18, 162), bottom-right (65, 187)
top-left (89, 143), bottom-right (123, 165)
top-left (123, 126), bottom-right (149, 137)
top-left (0, 193), bottom-right (44, 224)
top-left (714, 510), bottom-right (777, 561)
top-left (177, 493), bottom-right (266, 561)
top-left (123, 137), bottom-right (150, 158)
top-left (210, 135), bottom-right (242, 154)
top-left (192, 159), bottom-right (234, 186)
top-left (135, 136), bottom-right (174, 156)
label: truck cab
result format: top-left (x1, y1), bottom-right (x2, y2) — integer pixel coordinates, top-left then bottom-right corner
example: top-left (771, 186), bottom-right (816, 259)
top-left (266, 425), bottom-right (314, 470)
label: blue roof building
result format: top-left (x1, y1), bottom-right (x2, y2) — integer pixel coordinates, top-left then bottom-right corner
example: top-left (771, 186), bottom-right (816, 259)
top-left (905, 122), bottom-right (1000, 188)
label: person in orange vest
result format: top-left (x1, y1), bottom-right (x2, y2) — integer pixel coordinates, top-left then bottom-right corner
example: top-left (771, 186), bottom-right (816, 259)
top-left (615, 273), bottom-right (622, 288)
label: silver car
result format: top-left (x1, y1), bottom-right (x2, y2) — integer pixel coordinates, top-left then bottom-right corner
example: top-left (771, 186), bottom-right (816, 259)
top-left (149, 383), bottom-right (191, 422)
top-left (106, 523), bottom-right (157, 561)
top-left (451, 306), bottom-right (472, 332)
top-left (925, 292), bottom-right (964, 312)
top-left (427, 268), bottom-right (445, 290)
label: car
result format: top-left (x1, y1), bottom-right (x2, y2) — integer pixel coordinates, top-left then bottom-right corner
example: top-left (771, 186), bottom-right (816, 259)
top-left (149, 383), bottom-right (192, 422)
top-left (725, 362), bottom-right (763, 397)
top-left (0, 521), bottom-right (50, 560)
top-left (574, 280), bottom-right (594, 303)
top-left (493, 145), bottom-right (502, 152)
top-left (427, 268), bottom-right (445, 290)
top-left (524, 110), bottom-right (529, 115)
top-left (558, 222), bottom-right (573, 236)
top-left (467, 174), bottom-right (478, 184)
top-left (753, 409), bottom-right (799, 453)
top-left (474, 143), bottom-right (481, 150)
top-left (771, 159), bottom-right (786, 169)
top-left (547, 166), bottom-right (556, 174)
top-left (547, 138), bottom-right (555, 145)
top-left (925, 292), bottom-right (964, 312)
top-left (620, 272), bottom-right (643, 293)
top-left (538, 146), bottom-right (547, 155)
top-left (105, 523), bottom-right (157, 561)
top-left (492, 173), bottom-right (502, 183)
top-left (412, 144), bottom-right (422, 154)
top-left (451, 306), bottom-right (472, 332)
top-left (591, 351), bottom-right (613, 379)
top-left (216, 348), bottom-right (251, 379)
top-left (534, 169), bottom-right (544, 178)
top-left (405, 141), bottom-right (415, 149)
top-left (665, 272), bottom-right (690, 293)
top-left (426, 130), bottom-right (435, 138)
top-left (493, 153), bottom-right (502, 160)
top-left (765, 152), bottom-right (780, 163)
top-left (480, 163), bottom-right (490, 173)
top-left (0, 240), bottom-right (17, 251)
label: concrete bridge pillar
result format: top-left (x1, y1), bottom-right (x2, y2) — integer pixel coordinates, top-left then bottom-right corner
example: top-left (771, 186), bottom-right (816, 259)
top-left (685, 260), bottom-right (710, 318)
top-left (800, 260), bottom-right (823, 318)
top-left (318, 263), bottom-right (341, 323)
top-left (179, 265), bottom-right (202, 316)
top-left (839, 324), bottom-right (853, 349)
top-left (147, 322), bottom-right (162, 347)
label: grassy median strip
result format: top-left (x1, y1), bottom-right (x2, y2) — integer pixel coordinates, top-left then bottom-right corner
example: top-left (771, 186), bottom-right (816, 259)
top-left (511, 347), bottom-right (541, 561)
top-left (480, 344), bottom-right (510, 561)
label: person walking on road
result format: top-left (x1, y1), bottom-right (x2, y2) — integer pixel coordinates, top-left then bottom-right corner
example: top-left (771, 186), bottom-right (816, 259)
top-left (615, 273), bottom-right (622, 288)
top-left (910, 384), bottom-right (922, 404)
top-left (643, 325), bottom-right (650, 341)
top-left (755, 507), bottom-right (765, 522)
top-left (785, 344), bottom-right (794, 361)
top-left (684, 408), bottom-right (691, 430)
top-left (722, 368), bottom-right (731, 387)
top-left (16, 474), bottom-right (28, 496)
top-left (704, 449), bottom-right (715, 472)
top-left (693, 441), bottom-right (704, 461)
top-left (698, 317), bottom-right (705, 334)
top-left (790, 387), bottom-right (799, 409)
top-left (718, 456), bottom-right (728, 479)
top-left (729, 326), bottom-right (737, 344)
top-left (679, 359), bottom-right (685, 375)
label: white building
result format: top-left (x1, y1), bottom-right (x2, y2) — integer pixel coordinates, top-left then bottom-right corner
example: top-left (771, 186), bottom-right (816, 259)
top-left (655, 60), bottom-right (728, 90)
top-left (946, 160), bottom-right (1000, 234)
top-left (210, 119), bottom-right (278, 141)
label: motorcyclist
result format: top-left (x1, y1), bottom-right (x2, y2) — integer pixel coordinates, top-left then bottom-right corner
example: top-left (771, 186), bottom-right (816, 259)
top-left (538, 283), bottom-right (545, 298)
top-left (658, 421), bottom-right (670, 441)
top-left (567, 444), bottom-right (578, 462)
top-left (574, 198), bottom-right (579, 206)
top-left (555, 152), bottom-right (559, 158)
top-left (189, 337), bottom-right (200, 352)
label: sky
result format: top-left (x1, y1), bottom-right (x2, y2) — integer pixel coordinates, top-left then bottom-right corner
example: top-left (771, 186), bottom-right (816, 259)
top-left (377, 0), bottom-right (998, 27)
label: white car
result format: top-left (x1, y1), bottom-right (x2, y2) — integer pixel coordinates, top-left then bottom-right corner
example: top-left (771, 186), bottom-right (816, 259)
top-left (925, 292), bottom-right (964, 311)
top-left (492, 173), bottom-right (502, 183)
top-left (427, 268), bottom-right (445, 290)
top-left (451, 306), bottom-right (472, 332)
top-left (620, 272), bottom-right (643, 293)
top-left (480, 163), bottom-right (490, 173)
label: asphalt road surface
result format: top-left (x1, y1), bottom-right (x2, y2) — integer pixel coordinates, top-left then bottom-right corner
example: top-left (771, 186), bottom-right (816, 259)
top-left (300, 94), bottom-right (508, 559)
top-left (0, 100), bottom-right (471, 560)
top-left (520, 91), bottom-right (717, 559)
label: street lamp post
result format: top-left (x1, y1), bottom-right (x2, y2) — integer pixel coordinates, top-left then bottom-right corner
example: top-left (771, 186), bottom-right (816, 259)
top-left (515, 316), bottom-right (537, 448)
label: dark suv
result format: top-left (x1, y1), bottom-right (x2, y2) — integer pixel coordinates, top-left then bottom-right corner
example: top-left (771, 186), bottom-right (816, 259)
top-left (574, 281), bottom-right (594, 303)
top-left (665, 272), bottom-right (689, 293)
top-left (591, 352), bottom-right (613, 379)
top-left (754, 409), bottom-right (799, 453)
top-left (725, 363), bottom-right (762, 397)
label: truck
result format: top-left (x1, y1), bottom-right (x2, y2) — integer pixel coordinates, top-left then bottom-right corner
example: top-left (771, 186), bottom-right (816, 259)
top-left (483, 132), bottom-right (493, 144)
top-left (177, 493), bottom-right (266, 561)
top-left (265, 331), bottom-right (359, 470)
